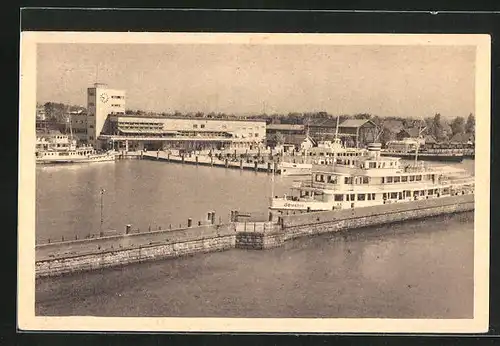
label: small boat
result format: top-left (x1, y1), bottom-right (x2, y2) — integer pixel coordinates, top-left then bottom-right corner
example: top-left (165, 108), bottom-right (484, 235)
top-left (35, 111), bottom-right (117, 165)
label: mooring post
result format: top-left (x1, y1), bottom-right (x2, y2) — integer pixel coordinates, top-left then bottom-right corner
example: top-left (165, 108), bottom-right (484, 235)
top-left (126, 224), bottom-right (131, 234)
top-left (254, 161), bottom-right (258, 172)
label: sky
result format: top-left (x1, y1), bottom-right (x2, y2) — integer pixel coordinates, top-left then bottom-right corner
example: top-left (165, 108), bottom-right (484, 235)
top-left (36, 43), bottom-right (476, 118)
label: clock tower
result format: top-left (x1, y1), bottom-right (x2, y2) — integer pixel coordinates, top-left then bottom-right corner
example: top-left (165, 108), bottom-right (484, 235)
top-left (86, 83), bottom-right (126, 148)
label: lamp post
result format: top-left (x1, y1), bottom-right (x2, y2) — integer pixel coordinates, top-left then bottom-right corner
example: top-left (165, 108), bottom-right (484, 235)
top-left (100, 188), bottom-right (106, 236)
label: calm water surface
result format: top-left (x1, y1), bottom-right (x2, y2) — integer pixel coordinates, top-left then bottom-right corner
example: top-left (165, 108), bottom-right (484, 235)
top-left (35, 159), bottom-right (475, 318)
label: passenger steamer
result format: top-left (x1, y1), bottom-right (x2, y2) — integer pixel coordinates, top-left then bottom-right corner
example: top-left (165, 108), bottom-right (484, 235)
top-left (270, 143), bottom-right (474, 213)
top-left (36, 133), bottom-right (117, 165)
top-left (381, 138), bottom-right (464, 162)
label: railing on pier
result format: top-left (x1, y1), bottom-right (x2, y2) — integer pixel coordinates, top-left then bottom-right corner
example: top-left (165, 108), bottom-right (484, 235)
top-left (234, 221), bottom-right (275, 233)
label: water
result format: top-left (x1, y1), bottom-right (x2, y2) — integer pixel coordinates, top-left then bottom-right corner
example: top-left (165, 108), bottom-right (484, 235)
top-left (35, 158), bottom-right (475, 318)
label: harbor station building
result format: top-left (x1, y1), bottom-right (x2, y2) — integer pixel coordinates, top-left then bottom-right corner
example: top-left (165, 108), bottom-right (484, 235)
top-left (77, 83), bottom-right (266, 151)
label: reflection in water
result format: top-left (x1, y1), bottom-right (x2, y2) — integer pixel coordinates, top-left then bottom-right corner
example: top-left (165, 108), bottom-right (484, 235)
top-left (35, 159), bottom-right (474, 318)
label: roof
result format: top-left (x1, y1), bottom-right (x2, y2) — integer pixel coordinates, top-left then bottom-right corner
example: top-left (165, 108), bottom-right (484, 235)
top-left (266, 124), bottom-right (305, 131)
top-left (399, 127), bottom-right (421, 138)
top-left (339, 119), bottom-right (377, 128)
top-left (304, 118), bottom-right (340, 128)
top-left (449, 133), bottom-right (474, 143)
top-left (382, 119), bottom-right (405, 133)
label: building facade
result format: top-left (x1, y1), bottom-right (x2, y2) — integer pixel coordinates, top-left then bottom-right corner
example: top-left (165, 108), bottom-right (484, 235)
top-left (98, 115), bottom-right (267, 151)
top-left (86, 83), bottom-right (126, 147)
top-left (265, 124), bottom-right (307, 149)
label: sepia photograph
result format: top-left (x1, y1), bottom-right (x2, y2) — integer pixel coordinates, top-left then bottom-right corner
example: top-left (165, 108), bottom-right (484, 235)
top-left (18, 32), bottom-right (490, 333)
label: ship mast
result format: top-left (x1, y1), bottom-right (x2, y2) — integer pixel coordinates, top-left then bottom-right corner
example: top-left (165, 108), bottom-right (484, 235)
top-left (414, 118), bottom-right (426, 165)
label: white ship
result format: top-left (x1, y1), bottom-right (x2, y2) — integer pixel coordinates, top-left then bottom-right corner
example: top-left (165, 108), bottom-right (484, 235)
top-left (35, 133), bottom-right (117, 164)
top-left (270, 142), bottom-right (474, 213)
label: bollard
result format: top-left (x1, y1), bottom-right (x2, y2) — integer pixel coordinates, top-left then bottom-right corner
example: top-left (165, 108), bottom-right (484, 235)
top-left (126, 224), bottom-right (131, 234)
top-left (182, 155), bottom-right (185, 164)
top-left (75, 234), bottom-right (78, 240)
top-left (269, 212), bottom-right (273, 222)
top-left (48, 238), bottom-right (51, 244)
top-left (196, 156), bottom-right (199, 165)
top-left (267, 162), bottom-right (271, 173)
top-left (211, 211), bottom-right (216, 225)
top-left (211, 157), bottom-right (214, 166)
top-left (225, 158), bottom-right (229, 168)
top-left (188, 218), bottom-right (192, 227)
top-left (230, 210), bottom-right (234, 222)
top-left (149, 225), bottom-right (151, 232)
top-left (240, 159), bottom-right (243, 170)
top-left (198, 221), bottom-right (202, 226)
top-left (254, 161), bottom-right (258, 172)
top-left (169, 224), bottom-right (172, 229)
top-left (207, 212), bottom-right (212, 221)
top-left (61, 236), bottom-right (64, 242)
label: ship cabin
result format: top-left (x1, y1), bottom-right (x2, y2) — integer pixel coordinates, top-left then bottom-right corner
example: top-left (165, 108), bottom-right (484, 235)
top-left (282, 148), bottom-right (471, 211)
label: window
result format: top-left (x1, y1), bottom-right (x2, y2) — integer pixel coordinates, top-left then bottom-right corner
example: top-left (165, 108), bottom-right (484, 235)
top-left (387, 177), bottom-right (393, 183)
top-left (383, 193), bottom-right (387, 200)
top-left (357, 194), bottom-right (366, 201)
top-left (368, 194), bottom-right (372, 200)
top-left (350, 194), bottom-right (355, 201)
top-left (201, 124), bottom-right (205, 128)
top-left (327, 176), bottom-right (337, 184)
top-left (255, 133), bottom-right (259, 137)
top-left (88, 102), bottom-right (95, 107)
top-left (390, 192), bottom-right (398, 199)
top-left (394, 177), bottom-right (401, 183)
top-left (416, 175), bottom-right (422, 181)
top-left (369, 162), bottom-right (376, 168)
top-left (362, 177), bottom-right (369, 184)
top-left (372, 193), bottom-right (376, 200)
top-left (89, 125), bottom-right (94, 128)
top-left (409, 175), bottom-right (415, 182)
top-left (89, 136), bottom-right (94, 140)
top-left (428, 189), bottom-right (434, 195)
top-left (334, 195), bottom-right (344, 201)
top-left (401, 176), bottom-right (408, 182)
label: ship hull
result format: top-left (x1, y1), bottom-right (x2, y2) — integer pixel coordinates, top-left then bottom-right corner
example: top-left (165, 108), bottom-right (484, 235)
top-left (36, 154), bottom-right (116, 165)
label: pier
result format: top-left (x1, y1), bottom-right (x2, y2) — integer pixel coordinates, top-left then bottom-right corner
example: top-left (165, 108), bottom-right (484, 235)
top-left (141, 151), bottom-right (282, 174)
top-left (35, 193), bottom-right (474, 278)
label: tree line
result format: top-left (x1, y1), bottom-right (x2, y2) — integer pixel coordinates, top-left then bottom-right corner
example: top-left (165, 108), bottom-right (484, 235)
top-left (38, 102), bottom-right (475, 144)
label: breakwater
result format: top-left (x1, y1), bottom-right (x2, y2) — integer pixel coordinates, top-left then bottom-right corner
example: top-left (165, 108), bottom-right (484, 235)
top-left (35, 194), bottom-right (474, 278)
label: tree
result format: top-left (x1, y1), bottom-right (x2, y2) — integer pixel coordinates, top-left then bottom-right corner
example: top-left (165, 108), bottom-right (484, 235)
top-left (274, 132), bottom-right (286, 145)
top-left (430, 113), bottom-right (449, 142)
top-left (465, 113), bottom-right (475, 135)
top-left (379, 127), bottom-right (396, 145)
top-left (450, 116), bottom-right (466, 137)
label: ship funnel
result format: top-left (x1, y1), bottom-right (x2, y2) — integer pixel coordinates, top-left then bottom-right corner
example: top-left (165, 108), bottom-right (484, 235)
top-left (367, 142), bottom-right (382, 159)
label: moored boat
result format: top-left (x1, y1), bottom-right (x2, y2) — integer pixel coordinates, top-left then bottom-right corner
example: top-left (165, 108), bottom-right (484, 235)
top-left (270, 142), bottom-right (474, 213)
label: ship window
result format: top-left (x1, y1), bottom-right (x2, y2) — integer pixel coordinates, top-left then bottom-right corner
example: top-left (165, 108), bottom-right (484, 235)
top-left (372, 193), bottom-right (375, 200)
top-left (401, 176), bottom-right (408, 182)
top-left (383, 193), bottom-right (387, 200)
top-left (357, 194), bottom-right (366, 201)
top-left (193, 124), bottom-right (198, 128)
top-left (409, 175), bottom-right (415, 182)
top-left (398, 192), bottom-right (403, 200)
top-left (381, 177), bottom-right (385, 183)
top-left (201, 124), bottom-right (205, 128)
top-left (394, 177), bottom-right (401, 183)
top-left (416, 175), bottom-right (422, 181)
top-left (346, 194), bottom-right (350, 201)
top-left (369, 162), bottom-right (376, 168)
top-left (368, 194), bottom-right (372, 200)
top-left (350, 194), bottom-right (355, 201)
top-left (387, 177), bottom-right (393, 183)
top-left (334, 194), bottom-right (343, 201)
top-left (428, 189), bottom-right (434, 195)
top-left (390, 192), bottom-right (398, 199)
top-left (362, 177), bottom-right (369, 184)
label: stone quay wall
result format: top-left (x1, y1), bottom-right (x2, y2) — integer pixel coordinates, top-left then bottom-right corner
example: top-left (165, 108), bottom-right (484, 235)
top-left (278, 193), bottom-right (474, 240)
top-left (36, 224), bottom-right (236, 278)
top-left (36, 194), bottom-right (474, 278)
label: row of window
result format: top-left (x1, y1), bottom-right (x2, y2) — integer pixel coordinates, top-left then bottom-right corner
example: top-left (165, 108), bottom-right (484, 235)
top-left (383, 175), bottom-right (427, 183)
top-left (328, 188), bottom-right (445, 202)
top-left (333, 193), bottom-right (377, 202)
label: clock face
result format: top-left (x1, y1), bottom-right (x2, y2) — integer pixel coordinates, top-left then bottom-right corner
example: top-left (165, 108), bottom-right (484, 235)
top-left (100, 93), bottom-right (109, 103)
